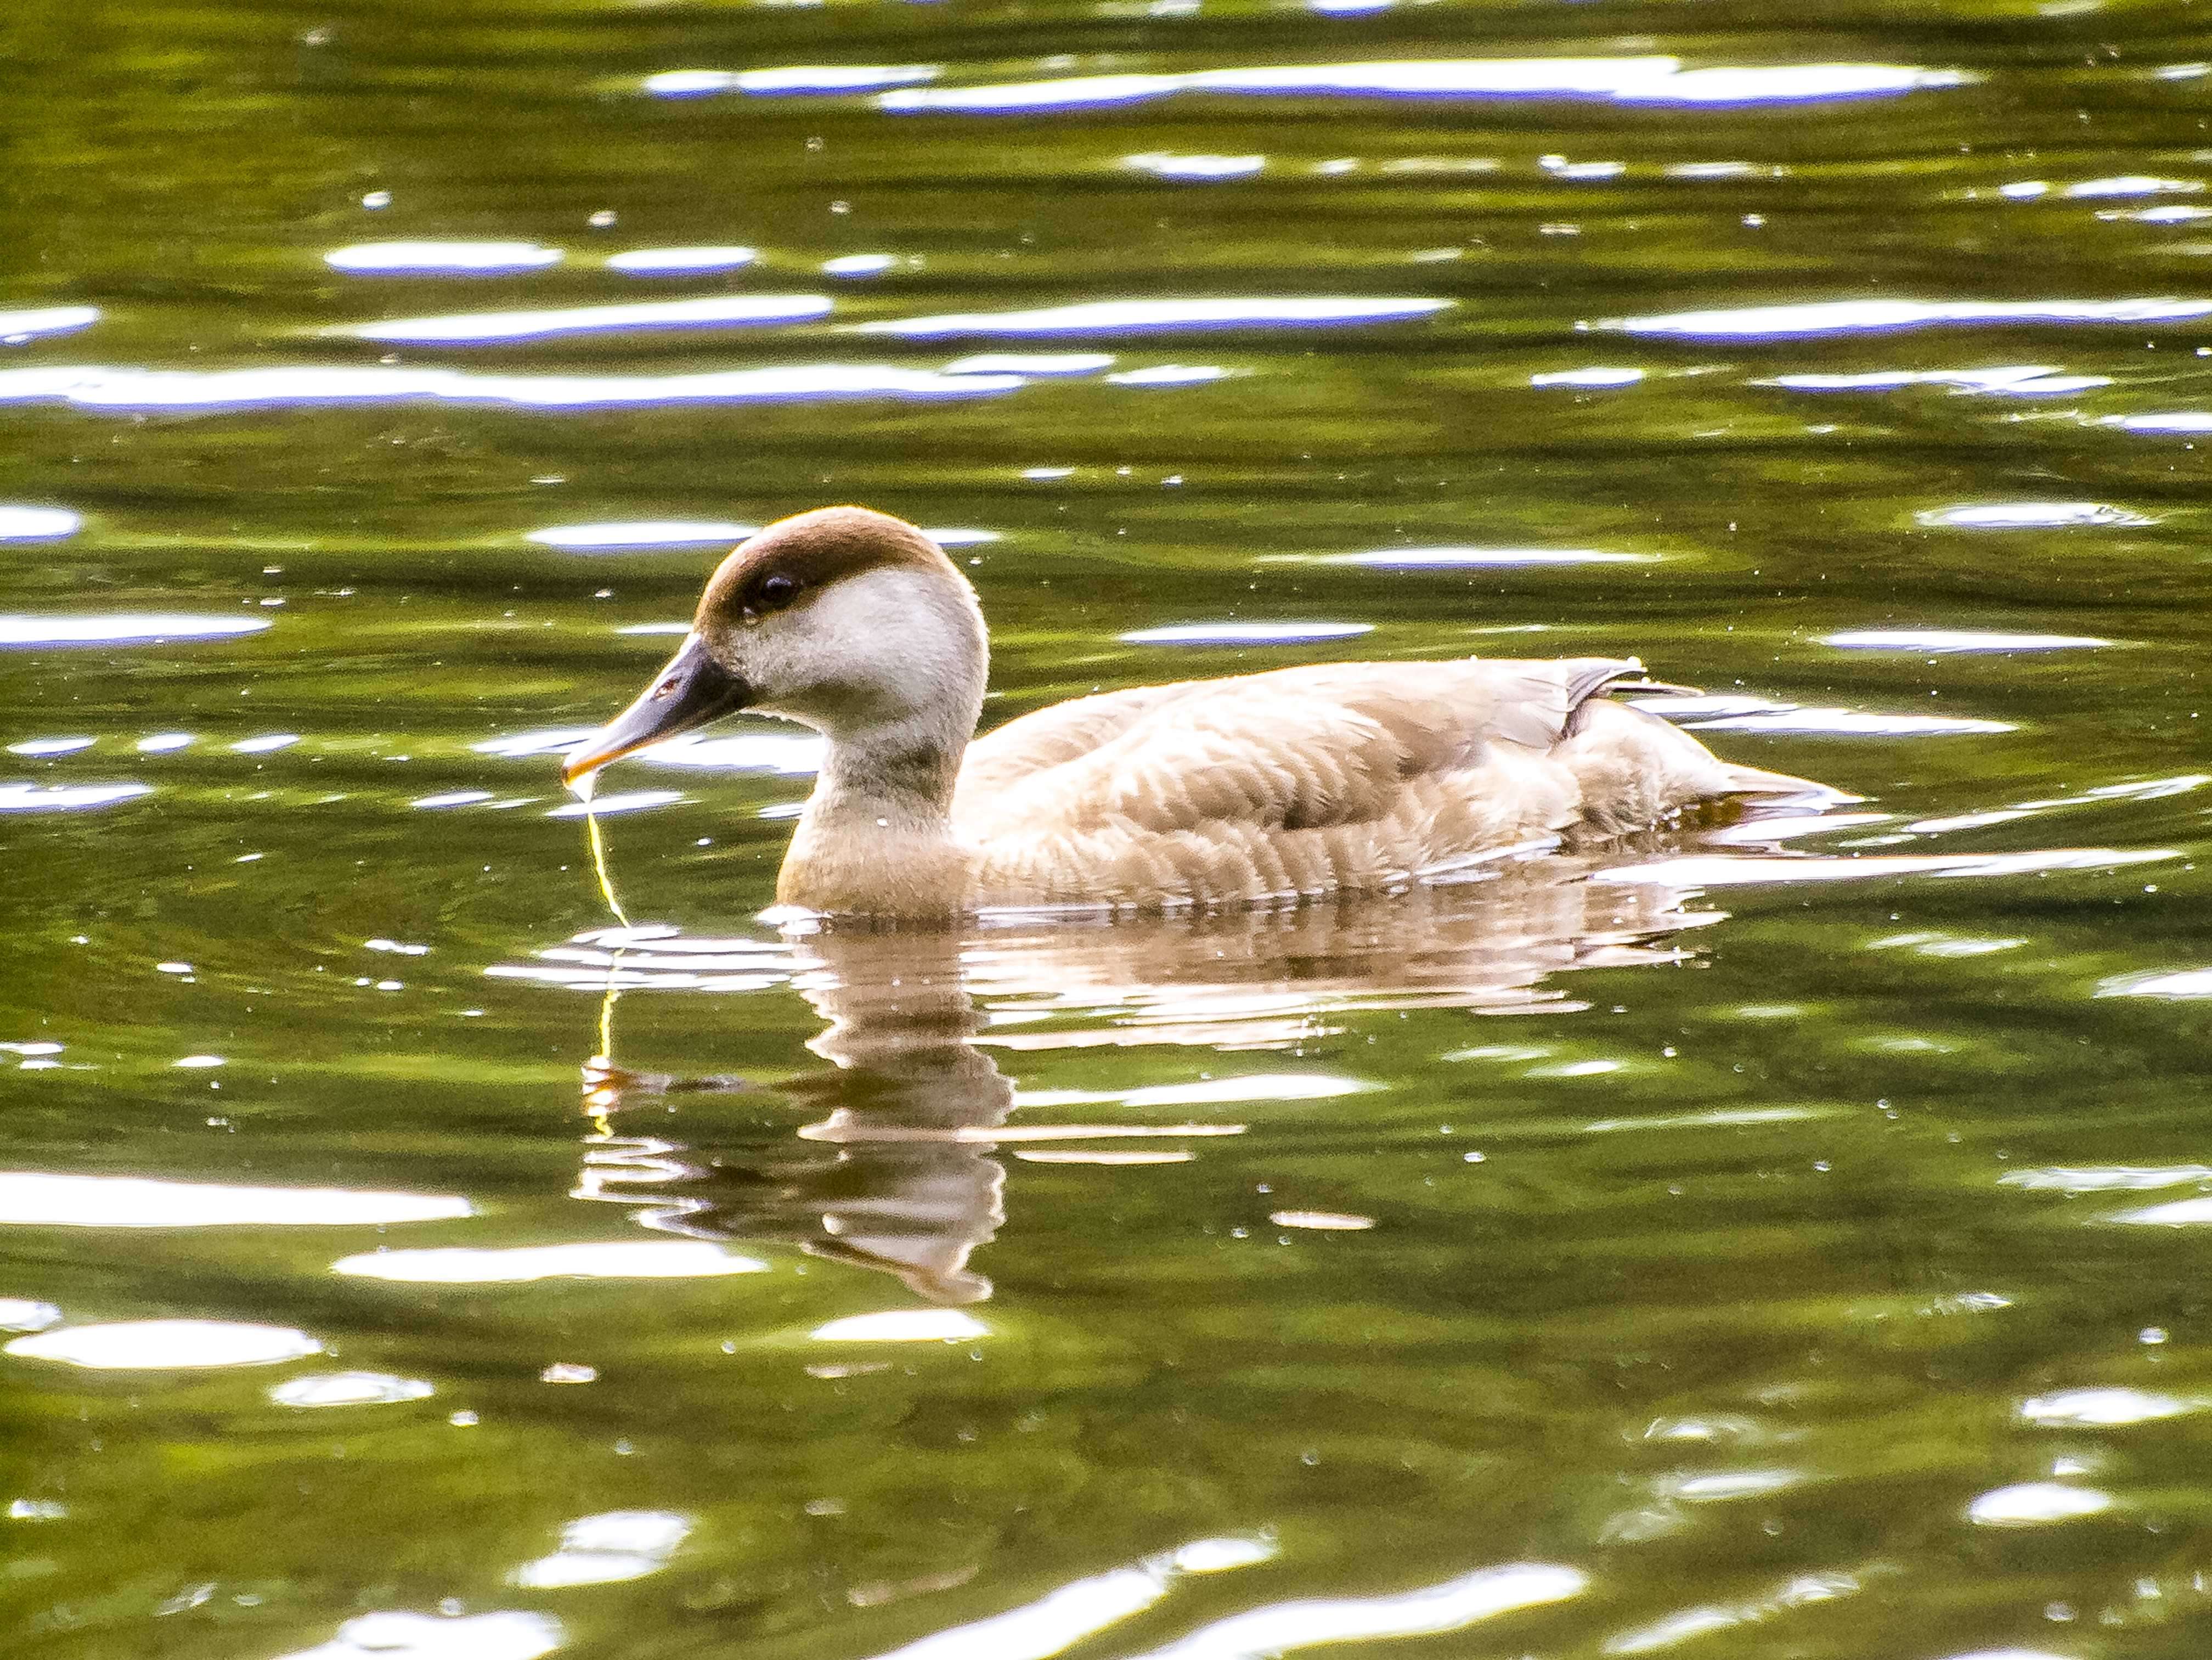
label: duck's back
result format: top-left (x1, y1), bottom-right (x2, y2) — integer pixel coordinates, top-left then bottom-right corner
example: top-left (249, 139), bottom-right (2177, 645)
top-left (950, 659), bottom-right (1802, 910)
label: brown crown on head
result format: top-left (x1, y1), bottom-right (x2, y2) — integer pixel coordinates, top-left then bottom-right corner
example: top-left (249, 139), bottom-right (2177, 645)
top-left (697, 507), bottom-right (951, 627)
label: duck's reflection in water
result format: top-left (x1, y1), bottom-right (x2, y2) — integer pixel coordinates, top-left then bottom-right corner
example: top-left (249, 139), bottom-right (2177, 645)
top-left (540, 842), bottom-right (1740, 1306)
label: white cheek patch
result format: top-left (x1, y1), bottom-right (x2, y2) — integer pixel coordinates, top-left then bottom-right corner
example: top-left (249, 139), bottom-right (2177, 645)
top-left (742, 565), bottom-right (984, 733)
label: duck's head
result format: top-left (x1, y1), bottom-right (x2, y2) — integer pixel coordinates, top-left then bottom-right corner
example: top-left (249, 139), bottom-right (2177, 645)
top-left (560, 506), bottom-right (988, 787)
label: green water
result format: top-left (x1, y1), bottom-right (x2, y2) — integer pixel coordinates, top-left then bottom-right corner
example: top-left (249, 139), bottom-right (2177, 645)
top-left (8, 2), bottom-right (2212, 1656)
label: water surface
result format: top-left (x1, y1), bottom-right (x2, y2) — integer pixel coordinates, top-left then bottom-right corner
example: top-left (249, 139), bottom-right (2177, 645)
top-left (8, 2), bottom-right (2212, 1657)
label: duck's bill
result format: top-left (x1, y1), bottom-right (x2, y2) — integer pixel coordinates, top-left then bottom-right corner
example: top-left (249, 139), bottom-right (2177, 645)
top-left (560, 633), bottom-right (754, 786)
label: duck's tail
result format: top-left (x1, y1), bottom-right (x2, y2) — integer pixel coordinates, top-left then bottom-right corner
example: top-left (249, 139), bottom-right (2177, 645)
top-left (1717, 760), bottom-right (1858, 804)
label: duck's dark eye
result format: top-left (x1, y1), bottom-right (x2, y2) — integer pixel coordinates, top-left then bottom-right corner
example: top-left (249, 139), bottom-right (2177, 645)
top-left (757, 572), bottom-right (799, 611)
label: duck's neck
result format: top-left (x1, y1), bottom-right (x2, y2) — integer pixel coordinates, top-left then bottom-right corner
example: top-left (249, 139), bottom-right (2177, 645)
top-left (779, 716), bottom-right (973, 918)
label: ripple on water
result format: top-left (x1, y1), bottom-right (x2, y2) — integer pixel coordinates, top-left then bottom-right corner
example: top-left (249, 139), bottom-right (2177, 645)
top-left (1824, 628), bottom-right (2111, 651)
top-left (527, 519), bottom-right (759, 549)
top-left (1121, 622), bottom-right (1373, 644)
top-left (876, 59), bottom-right (1967, 113)
top-left (1966, 1482), bottom-right (2113, 1526)
top-left (644, 64), bottom-right (941, 97)
top-left (1764, 364), bottom-right (2111, 396)
top-left (1119, 1560), bottom-right (1587, 1660)
top-left (2019, 1387), bottom-right (2199, 1427)
top-left (0, 1172), bottom-right (471, 1228)
top-left (0, 364), bottom-right (1025, 413)
top-left (331, 294), bottom-right (833, 345)
top-left (855, 297), bottom-right (1452, 336)
top-left (510, 1511), bottom-right (692, 1589)
top-left (5, 1319), bottom-right (323, 1369)
top-left (270, 1372), bottom-right (437, 1408)
top-left (0, 614), bottom-right (271, 646)
top-left (324, 241), bottom-right (563, 273)
top-left (331, 1241), bottom-right (768, 1282)
top-left (7, 736), bottom-right (95, 756)
top-left (271, 1610), bottom-right (562, 1660)
top-left (1321, 545), bottom-right (1652, 567)
top-left (607, 245), bottom-right (758, 273)
top-left (0, 305), bottom-right (100, 342)
top-left (0, 1299), bottom-right (63, 1333)
top-left (0, 505), bottom-right (81, 541)
top-left (1914, 502), bottom-right (2154, 530)
top-left (0, 783), bottom-right (153, 812)
top-left (1610, 297), bottom-right (2212, 338)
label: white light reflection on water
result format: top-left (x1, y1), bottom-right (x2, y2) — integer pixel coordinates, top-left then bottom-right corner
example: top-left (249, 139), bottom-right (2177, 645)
top-left (1319, 545), bottom-right (1651, 568)
top-left (2066, 175), bottom-right (2203, 198)
top-left (1125, 153), bottom-right (1265, 179)
top-left (324, 241), bottom-right (562, 274)
top-left (1015, 1074), bottom-right (1369, 1109)
top-left (0, 614), bottom-right (270, 645)
top-left (1596, 848), bottom-right (2172, 887)
top-left (2111, 1195), bottom-right (2212, 1225)
top-left (1124, 1562), bottom-right (1588, 1660)
top-left (332, 1241), bottom-right (767, 1282)
top-left (1604, 1571), bottom-right (1861, 1656)
top-left (232, 733), bottom-right (298, 752)
top-left (618, 733), bottom-right (823, 772)
top-left (0, 306), bottom-right (100, 342)
top-left (479, 725), bottom-right (822, 774)
top-left (0, 783), bottom-right (153, 812)
top-left (2002, 1164), bottom-right (2212, 1193)
top-left (0, 1299), bottom-right (63, 1332)
top-left (1120, 622), bottom-right (1372, 644)
top-left (1966, 1482), bottom-right (2113, 1526)
top-left (1916, 503), bottom-right (2152, 529)
top-left (0, 1172), bottom-right (470, 1228)
top-left (607, 245), bottom-right (757, 273)
top-left (7, 736), bottom-right (94, 756)
top-left (1679, 706), bottom-right (2013, 736)
top-left (2097, 967), bottom-right (2212, 999)
top-left (273, 1610), bottom-right (562, 1660)
top-left (0, 364), bottom-right (1024, 412)
top-left (544, 790), bottom-right (684, 819)
top-left (512, 1511), bottom-right (692, 1589)
top-left (5, 1319), bottom-right (322, 1369)
top-left (331, 294), bottom-right (833, 345)
top-left (824, 254), bottom-right (898, 277)
top-left (1531, 367), bottom-right (1644, 387)
top-left (2108, 410), bottom-right (2212, 434)
top-left (1767, 364), bottom-right (2109, 395)
top-left (947, 353), bottom-right (1114, 375)
top-left (1107, 365), bottom-right (1234, 386)
top-left (856, 298), bottom-right (1450, 336)
top-left (535, 522), bottom-right (995, 553)
top-left (0, 505), bottom-right (81, 540)
top-left (862, 1536), bottom-right (1276, 1660)
top-left (1824, 628), bottom-right (2111, 650)
top-left (879, 59), bottom-right (1966, 113)
top-left (2019, 1388), bottom-right (2199, 1427)
top-left (527, 520), bottom-right (760, 550)
top-left (271, 1371), bottom-right (436, 1408)
top-left (645, 64), bottom-right (941, 97)
top-left (1611, 297), bottom-right (2212, 337)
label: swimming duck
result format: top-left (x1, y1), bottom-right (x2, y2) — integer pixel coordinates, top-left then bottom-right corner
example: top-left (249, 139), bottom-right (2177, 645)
top-left (561, 506), bottom-right (1822, 918)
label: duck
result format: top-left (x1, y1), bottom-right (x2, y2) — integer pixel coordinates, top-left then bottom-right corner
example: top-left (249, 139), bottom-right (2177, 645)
top-left (560, 505), bottom-right (1825, 919)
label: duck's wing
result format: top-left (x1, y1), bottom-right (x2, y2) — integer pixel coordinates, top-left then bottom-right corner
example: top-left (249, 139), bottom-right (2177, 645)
top-left (953, 657), bottom-right (1639, 841)
top-left (953, 683), bottom-right (1196, 809)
